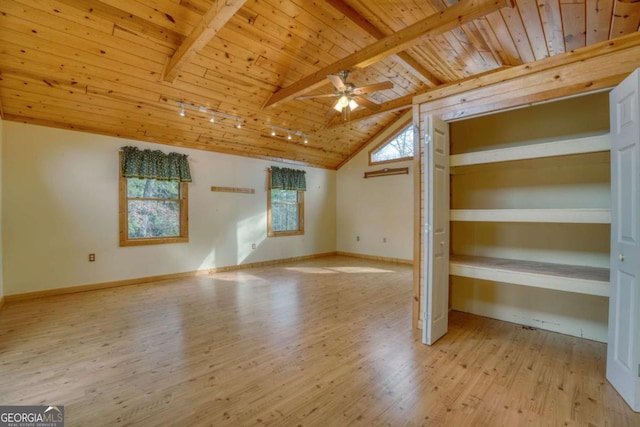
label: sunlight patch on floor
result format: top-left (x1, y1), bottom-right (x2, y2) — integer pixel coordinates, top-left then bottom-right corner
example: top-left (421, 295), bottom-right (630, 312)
top-left (284, 266), bottom-right (395, 274)
top-left (284, 267), bottom-right (338, 274)
top-left (328, 266), bottom-right (394, 273)
top-left (208, 271), bottom-right (266, 282)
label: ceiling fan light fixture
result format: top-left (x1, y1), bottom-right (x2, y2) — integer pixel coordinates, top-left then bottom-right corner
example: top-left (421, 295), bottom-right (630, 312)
top-left (334, 95), bottom-right (351, 112)
top-left (297, 71), bottom-right (393, 115)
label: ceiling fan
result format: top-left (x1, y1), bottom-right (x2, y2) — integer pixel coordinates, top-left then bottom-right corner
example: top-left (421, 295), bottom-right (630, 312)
top-left (296, 70), bottom-right (393, 114)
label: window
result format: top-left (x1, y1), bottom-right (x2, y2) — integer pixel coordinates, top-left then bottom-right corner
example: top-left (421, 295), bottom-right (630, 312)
top-left (369, 124), bottom-right (415, 164)
top-left (119, 147), bottom-right (190, 246)
top-left (268, 167), bottom-right (305, 237)
top-left (120, 177), bottom-right (188, 245)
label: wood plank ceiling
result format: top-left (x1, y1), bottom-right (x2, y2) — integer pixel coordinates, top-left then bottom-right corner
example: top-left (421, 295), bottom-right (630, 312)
top-left (0, 0), bottom-right (639, 169)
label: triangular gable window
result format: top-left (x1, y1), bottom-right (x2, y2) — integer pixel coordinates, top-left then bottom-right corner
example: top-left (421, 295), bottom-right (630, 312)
top-left (369, 124), bottom-right (414, 164)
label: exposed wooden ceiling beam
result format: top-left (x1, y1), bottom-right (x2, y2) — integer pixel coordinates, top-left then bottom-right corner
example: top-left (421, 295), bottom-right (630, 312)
top-left (263, 0), bottom-right (515, 110)
top-left (163, 0), bottom-right (247, 83)
top-left (325, 0), bottom-right (442, 87)
top-left (326, 95), bottom-right (413, 128)
top-left (329, 32), bottom-right (640, 126)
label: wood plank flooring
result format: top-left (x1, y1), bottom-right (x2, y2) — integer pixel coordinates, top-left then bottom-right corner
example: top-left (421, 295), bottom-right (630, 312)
top-left (0, 255), bottom-right (638, 426)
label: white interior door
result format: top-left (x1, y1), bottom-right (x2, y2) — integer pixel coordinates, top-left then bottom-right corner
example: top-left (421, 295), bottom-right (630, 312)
top-left (421, 114), bottom-right (450, 345)
top-left (608, 68), bottom-right (640, 412)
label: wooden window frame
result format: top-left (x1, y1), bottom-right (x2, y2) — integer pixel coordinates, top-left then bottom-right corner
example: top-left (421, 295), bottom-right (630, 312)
top-left (119, 174), bottom-right (189, 247)
top-left (267, 170), bottom-right (304, 237)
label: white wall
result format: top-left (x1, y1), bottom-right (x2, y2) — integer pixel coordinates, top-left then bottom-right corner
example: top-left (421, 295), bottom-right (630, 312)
top-left (336, 146), bottom-right (413, 262)
top-left (2, 122), bottom-right (336, 296)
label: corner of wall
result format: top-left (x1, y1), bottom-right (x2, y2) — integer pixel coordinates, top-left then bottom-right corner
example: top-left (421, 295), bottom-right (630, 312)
top-left (336, 112), bottom-right (414, 261)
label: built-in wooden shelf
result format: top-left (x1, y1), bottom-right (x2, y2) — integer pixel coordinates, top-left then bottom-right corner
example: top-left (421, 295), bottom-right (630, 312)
top-left (450, 133), bottom-right (611, 168)
top-left (450, 255), bottom-right (610, 297)
top-left (450, 208), bottom-right (611, 224)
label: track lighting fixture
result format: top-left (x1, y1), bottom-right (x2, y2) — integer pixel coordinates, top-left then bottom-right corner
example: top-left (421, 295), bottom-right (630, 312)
top-left (268, 125), bottom-right (310, 144)
top-left (175, 101), bottom-right (242, 129)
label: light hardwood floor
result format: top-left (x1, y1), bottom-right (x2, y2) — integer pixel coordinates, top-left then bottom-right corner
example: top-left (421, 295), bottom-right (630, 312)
top-left (0, 255), bottom-right (637, 426)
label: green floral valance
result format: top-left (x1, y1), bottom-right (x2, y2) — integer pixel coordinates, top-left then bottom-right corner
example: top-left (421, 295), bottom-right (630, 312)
top-left (121, 146), bottom-right (192, 182)
top-left (271, 166), bottom-right (306, 191)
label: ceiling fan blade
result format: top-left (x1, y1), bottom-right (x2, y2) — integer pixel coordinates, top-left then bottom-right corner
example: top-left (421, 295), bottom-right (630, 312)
top-left (296, 93), bottom-right (340, 100)
top-left (327, 74), bottom-right (347, 91)
top-left (352, 81), bottom-right (394, 95)
top-left (352, 95), bottom-right (381, 111)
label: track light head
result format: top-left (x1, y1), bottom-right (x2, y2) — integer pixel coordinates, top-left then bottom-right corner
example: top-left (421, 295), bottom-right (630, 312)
top-left (268, 125), bottom-right (309, 144)
top-left (175, 101), bottom-right (242, 128)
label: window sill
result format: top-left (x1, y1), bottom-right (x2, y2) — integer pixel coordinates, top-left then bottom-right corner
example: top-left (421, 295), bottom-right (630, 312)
top-left (120, 236), bottom-right (189, 246)
top-left (268, 231), bottom-right (304, 237)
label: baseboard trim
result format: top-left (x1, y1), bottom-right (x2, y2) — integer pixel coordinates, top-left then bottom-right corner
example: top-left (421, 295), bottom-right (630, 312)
top-left (4, 252), bottom-right (338, 302)
top-left (336, 251), bottom-right (413, 265)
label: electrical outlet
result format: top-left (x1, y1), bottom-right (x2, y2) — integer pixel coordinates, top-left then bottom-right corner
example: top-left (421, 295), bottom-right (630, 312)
top-left (356, 236), bottom-right (360, 242)
top-left (251, 243), bottom-right (257, 249)
top-left (383, 237), bottom-right (387, 243)
top-left (88, 253), bottom-right (96, 262)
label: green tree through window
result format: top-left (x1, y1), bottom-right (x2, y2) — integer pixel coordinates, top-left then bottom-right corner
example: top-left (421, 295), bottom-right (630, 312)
top-left (267, 168), bottom-right (304, 237)
top-left (126, 178), bottom-right (181, 239)
top-left (120, 176), bottom-right (189, 246)
top-left (270, 189), bottom-right (300, 232)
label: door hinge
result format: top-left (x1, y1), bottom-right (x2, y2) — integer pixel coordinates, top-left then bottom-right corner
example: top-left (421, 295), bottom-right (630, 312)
top-left (638, 364), bottom-right (640, 378)
top-left (424, 134), bottom-right (431, 145)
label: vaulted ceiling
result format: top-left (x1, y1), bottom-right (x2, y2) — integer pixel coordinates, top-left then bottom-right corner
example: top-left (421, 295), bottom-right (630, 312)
top-left (1, 0), bottom-right (639, 169)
